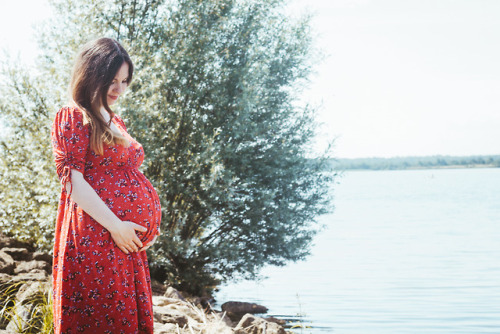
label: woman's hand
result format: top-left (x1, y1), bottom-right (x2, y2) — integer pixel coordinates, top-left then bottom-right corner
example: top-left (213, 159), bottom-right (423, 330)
top-left (139, 233), bottom-right (159, 252)
top-left (108, 221), bottom-right (147, 254)
top-left (67, 170), bottom-right (147, 255)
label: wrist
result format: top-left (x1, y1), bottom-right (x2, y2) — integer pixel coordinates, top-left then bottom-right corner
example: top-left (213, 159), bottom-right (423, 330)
top-left (106, 218), bottom-right (122, 234)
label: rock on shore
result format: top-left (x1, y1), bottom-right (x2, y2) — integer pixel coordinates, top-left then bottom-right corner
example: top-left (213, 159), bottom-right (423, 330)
top-left (153, 288), bottom-right (288, 334)
top-left (0, 235), bottom-right (52, 333)
top-left (0, 234), bottom-right (289, 333)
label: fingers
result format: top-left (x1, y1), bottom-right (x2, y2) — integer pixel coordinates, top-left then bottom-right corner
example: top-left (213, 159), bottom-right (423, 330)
top-left (125, 236), bottom-right (141, 253)
top-left (125, 221), bottom-right (145, 250)
top-left (139, 242), bottom-right (152, 252)
top-left (138, 233), bottom-right (160, 252)
top-left (112, 221), bottom-right (152, 254)
top-left (119, 245), bottom-right (130, 254)
top-left (119, 243), bottom-right (138, 254)
top-left (139, 238), bottom-right (156, 252)
top-left (124, 243), bottom-right (136, 253)
top-left (133, 236), bottom-right (143, 249)
top-left (116, 237), bottom-right (141, 254)
top-left (145, 236), bottom-right (157, 248)
top-left (131, 222), bottom-right (148, 233)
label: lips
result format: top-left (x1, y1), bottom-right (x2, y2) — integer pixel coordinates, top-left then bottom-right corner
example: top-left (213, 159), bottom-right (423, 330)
top-left (108, 95), bottom-right (119, 101)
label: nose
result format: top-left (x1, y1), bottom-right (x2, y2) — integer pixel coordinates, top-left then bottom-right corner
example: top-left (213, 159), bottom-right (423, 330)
top-left (113, 83), bottom-right (126, 94)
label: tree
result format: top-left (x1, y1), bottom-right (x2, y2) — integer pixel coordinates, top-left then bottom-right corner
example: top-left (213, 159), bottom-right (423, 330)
top-left (0, 0), bottom-right (334, 295)
top-left (0, 58), bottom-right (60, 248)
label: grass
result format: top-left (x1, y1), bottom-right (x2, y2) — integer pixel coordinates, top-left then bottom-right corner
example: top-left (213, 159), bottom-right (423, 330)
top-left (287, 293), bottom-right (313, 334)
top-left (182, 302), bottom-right (230, 333)
top-left (0, 280), bottom-right (53, 334)
top-left (154, 299), bottom-right (233, 334)
top-left (2, 280), bottom-right (304, 334)
top-left (0, 279), bottom-right (232, 334)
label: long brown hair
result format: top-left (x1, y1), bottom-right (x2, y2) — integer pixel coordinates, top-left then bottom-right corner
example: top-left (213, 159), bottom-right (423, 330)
top-left (69, 37), bottom-right (134, 154)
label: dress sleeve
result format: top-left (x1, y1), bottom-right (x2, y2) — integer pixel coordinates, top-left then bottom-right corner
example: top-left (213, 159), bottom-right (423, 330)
top-left (113, 114), bottom-right (128, 132)
top-left (51, 106), bottom-right (90, 195)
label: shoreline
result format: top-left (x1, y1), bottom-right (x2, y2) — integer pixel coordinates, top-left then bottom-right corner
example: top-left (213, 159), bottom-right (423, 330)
top-left (336, 164), bottom-right (499, 172)
top-left (0, 234), bottom-right (291, 334)
top-left (330, 154), bottom-right (500, 171)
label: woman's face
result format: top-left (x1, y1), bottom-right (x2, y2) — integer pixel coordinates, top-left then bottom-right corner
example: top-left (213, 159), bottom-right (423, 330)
top-left (107, 62), bottom-right (129, 106)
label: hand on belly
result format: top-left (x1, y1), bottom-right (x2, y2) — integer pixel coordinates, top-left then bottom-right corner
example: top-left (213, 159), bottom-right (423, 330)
top-left (108, 220), bottom-right (148, 254)
top-left (134, 219), bottom-right (160, 245)
top-left (138, 233), bottom-right (159, 252)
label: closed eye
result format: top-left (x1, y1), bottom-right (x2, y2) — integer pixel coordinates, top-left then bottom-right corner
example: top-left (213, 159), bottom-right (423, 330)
top-left (112, 78), bottom-right (129, 84)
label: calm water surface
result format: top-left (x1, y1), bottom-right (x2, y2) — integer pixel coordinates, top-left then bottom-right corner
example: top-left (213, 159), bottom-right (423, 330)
top-left (214, 168), bottom-right (500, 333)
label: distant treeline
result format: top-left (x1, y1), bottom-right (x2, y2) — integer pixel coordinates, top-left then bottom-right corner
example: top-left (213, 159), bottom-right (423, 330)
top-left (331, 155), bottom-right (500, 170)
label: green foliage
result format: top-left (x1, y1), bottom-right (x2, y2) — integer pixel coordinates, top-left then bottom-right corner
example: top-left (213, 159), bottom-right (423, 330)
top-left (120, 0), bottom-right (334, 294)
top-left (0, 0), bottom-right (334, 295)
top-left (0, 58), bottom-right (60, 250)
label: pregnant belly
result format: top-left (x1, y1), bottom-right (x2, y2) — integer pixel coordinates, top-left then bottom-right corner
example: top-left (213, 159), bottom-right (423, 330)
top-left (88, 169), bottom-right (161, 245)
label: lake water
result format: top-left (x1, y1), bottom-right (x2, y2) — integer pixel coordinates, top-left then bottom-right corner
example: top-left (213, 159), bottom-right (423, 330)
top-left (214, 168), bottom-right (500, 333)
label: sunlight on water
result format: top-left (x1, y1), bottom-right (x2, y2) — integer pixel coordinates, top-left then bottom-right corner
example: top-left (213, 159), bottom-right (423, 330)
top-left (215, 168), bottom-right (500, 333)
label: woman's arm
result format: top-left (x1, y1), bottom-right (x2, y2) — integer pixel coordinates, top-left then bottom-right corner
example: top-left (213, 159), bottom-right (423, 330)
top-left (67, 169), bottom-right (147, 254)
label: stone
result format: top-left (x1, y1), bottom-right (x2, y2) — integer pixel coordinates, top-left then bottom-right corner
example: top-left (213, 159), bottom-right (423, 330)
top-left (14, 260), bottom-right (51, 275)
top-left (10, 270), bottom-right (48, 282)
top-left (154, 322), bottom-right (180, 334)
top-left (1, 248), bottom-right (31, 261)
top-left (0, 234), bottom-right (33, 250)
top-left (164, 286), bottom-right (185, 301)
top-left (174, 304), bottom-right (204, 323)
top-left (264, 316), bottom-right (286, 326)
top-left (0, 251), bottom-right (15, 274)
top-left (32, 251), bottom-right (52, 264)
top-left (222, 301), bottom-right (269, 322)
top-left (6, 305), bottom-right (32, 333)
top-left (160, 313), bottom-right (188, 327)
top-left (153, 306), bottom-right (188, 326)
top-left (215, 311), bottom-right (234, 327)
top-left (151, 279), bottom-right (167, 296)
top-left (153, 296), bottom-right (183, 307)
top-left (234, 314), bottom-right (286, 334)
top-left (14, 283), bottom-right (33, 303)
top-left (221, 301), bottom-right (268, 315)
top-left (0, 273), bottom-right (13, 284)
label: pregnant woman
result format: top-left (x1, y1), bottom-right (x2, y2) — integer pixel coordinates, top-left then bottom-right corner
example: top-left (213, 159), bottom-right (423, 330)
top-left (51, 38), bottom-right (161, 333)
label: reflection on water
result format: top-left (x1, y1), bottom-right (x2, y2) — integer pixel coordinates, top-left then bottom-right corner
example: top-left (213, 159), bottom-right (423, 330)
top-left (215, 169), bottom-right (500, 333)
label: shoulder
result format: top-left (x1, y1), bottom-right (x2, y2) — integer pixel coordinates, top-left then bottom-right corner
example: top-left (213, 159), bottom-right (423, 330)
top-left (55, 105), bottom-right (84, 121)
top-left (53, 106), bottom-right (88, 133)
top-left (113, 113), bottom-right (128, 130)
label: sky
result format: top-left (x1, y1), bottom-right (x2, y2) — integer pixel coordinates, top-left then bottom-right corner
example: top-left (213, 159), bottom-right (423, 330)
top-left (1, 0), bottom-right (500, 158)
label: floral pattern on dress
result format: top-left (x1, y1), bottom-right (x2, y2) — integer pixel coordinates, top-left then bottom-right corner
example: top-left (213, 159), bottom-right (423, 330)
top-left (51, 106), bottom-right (161, 334)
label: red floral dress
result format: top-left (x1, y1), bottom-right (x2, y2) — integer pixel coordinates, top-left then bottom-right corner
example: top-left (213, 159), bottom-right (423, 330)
top-left (51, 106), bottom-right (161, 334)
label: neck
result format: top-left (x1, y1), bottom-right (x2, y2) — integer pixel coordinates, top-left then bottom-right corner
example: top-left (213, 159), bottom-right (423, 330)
top-left (100, 108), bottom-right (114, 124)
